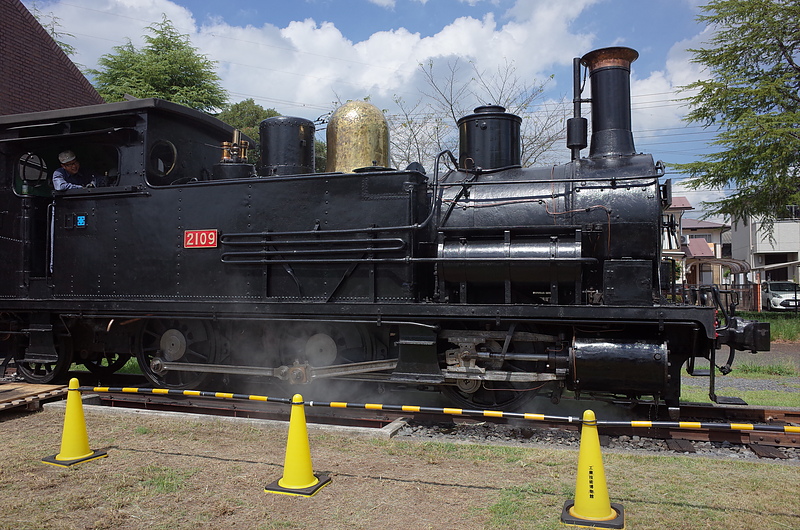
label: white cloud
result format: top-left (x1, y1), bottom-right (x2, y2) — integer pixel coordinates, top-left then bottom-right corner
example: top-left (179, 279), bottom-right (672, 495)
top-left (625, 26), bottom-right (717, 165)
top-left (29, 0), bottom-right (610, 119)
top-left (25, 0), bottom-right (733, 210)
top-left (27, 0), bottom-right (714, 174)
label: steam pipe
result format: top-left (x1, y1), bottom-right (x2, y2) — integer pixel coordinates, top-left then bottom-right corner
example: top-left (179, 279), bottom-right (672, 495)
top-left (567, 57), bottom-right (588, 160)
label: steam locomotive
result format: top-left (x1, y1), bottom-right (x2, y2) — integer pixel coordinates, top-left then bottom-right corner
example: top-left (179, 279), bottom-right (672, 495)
top-left (0, 47), bottom-right (769, 412)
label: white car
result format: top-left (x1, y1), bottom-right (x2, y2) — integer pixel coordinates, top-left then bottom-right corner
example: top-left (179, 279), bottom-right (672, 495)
top-left (761, 281), bottom-right (800, 311)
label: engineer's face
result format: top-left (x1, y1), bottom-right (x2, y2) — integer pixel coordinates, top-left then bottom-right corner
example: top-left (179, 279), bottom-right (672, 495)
top-left (62, 160), bottom-right (80, 175)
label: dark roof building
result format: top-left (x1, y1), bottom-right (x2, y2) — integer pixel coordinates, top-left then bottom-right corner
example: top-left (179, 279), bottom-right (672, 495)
top-left (0, 0), bottom-right (103, 115)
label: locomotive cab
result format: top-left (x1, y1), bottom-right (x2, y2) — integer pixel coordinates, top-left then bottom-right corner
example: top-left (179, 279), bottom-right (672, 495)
top-left (0, 100), bottom-right (256, 381)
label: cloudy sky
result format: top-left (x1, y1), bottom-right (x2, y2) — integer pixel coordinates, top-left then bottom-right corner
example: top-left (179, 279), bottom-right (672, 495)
top-left (26, 0), bottom-right (722, 211)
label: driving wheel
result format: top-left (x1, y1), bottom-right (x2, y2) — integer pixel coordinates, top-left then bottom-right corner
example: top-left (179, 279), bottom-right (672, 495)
top-left (84, 352), bottom-right (132, 377)
top-left (136, 319), bottom-right (217, 389)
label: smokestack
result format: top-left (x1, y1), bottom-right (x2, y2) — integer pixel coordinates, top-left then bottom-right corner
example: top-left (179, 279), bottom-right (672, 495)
top-left (580, 47), bottom-right (639, 158)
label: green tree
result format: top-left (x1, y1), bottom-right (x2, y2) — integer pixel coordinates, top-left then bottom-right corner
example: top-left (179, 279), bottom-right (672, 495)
top-left (315, 139), bottom-right (327, 173)
top-left (30, 1), bottom-right (76, 57)
top-left (675, 0), bottom-right (800, 231)
top-left (216, 98), bottom-right (280, 142)
top-left (87, 16), bottom-right (227, 112)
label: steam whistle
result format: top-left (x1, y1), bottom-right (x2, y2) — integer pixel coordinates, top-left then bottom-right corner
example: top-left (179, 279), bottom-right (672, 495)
top-left (213, 129), bottom-right (254, 180)
top-left (220, 129), bottom-right (249, 163)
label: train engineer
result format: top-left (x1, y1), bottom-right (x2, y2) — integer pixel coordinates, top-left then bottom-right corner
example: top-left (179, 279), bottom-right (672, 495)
top-left (52, 150), bottom-right (95, 190)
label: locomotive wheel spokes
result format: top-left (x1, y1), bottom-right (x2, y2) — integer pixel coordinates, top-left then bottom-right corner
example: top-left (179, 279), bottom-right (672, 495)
top-left (137, 319), bottom-right (217, 389)
top-left (16, 339), bottom-right (73, 384)
top-left (84, 352), bottom-right (132, 377)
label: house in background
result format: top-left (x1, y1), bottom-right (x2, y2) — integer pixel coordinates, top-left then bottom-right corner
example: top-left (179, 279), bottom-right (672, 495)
top-left (662, 195), bottom-right (692, 267)
top-left (730, 207), bottom-right (800, 284)
top-left (1, 0), bottom-right (103, 115)
top-left (662, 196), bottom-right (752, 288)
top-left (681, 217), bottom-right (729, 285)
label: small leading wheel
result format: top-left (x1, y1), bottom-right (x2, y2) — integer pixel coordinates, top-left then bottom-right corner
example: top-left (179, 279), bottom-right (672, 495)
top-left (136, 319), bottom-right (217, 389)
top-left (83, 352), bottom-right (132, 377)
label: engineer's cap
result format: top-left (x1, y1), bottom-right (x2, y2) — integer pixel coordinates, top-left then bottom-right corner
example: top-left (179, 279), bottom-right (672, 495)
top-left (58, 150), bottom-right (77, 164)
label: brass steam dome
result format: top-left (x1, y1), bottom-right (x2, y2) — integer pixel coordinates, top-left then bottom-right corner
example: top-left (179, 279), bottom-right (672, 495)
top-left (326, 100), bottom-right (389, 173)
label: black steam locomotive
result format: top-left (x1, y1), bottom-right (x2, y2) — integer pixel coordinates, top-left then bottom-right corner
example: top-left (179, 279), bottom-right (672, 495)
top-left (0, 47), bottom-right (768, 411)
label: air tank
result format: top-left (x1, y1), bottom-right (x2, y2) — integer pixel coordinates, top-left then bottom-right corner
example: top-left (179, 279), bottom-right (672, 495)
top-left (326, 101), bottom-right (389, 173)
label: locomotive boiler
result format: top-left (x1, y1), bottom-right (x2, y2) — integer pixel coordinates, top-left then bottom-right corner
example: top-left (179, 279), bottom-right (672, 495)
top-left (0, 47), bottom-right (769, 413)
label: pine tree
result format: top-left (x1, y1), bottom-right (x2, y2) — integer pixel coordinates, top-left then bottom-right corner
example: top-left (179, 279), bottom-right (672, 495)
top-left (87, 16), bottom-right (227, 112)
top-left (675, 0), bottom-right (800, 230)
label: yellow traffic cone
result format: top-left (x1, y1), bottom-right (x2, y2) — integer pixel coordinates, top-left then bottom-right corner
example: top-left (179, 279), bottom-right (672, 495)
top-left (264, 394), bottom-right (331, 497)
top-left (561, 410), bottom-right (624, 529)
top-left (42, 378), bottom-right (108, 467)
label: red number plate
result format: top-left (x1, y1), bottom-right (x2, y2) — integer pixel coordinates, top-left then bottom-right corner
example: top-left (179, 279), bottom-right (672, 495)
top-left (184, 229), bottom-right (218, 248)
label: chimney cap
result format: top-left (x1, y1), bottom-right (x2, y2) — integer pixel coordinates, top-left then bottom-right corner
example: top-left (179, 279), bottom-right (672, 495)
top-left (580, 47), bottom-right (639, 71)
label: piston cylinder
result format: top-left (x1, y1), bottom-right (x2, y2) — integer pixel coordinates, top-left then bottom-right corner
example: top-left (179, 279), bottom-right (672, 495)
top-left (570, 338), bottom-right (668, 394)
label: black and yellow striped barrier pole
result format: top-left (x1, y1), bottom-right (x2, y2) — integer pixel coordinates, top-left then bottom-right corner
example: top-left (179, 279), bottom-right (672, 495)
top-left (78, 386), bottom-right (295, 405)
top-left (75, 386), bottom-right (800, 435)
top-left (602, 419), bottom-right (800, 434)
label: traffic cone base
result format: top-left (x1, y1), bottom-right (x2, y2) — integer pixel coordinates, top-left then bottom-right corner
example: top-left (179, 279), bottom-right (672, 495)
top-left (264, 473), bottom-right (331, 497)
top-left (42, 450), bottom-right (108, 468)
top-left (42, 378), bottom-right (107, 467)
top-left (265, 394), bottom-right (331, 497)
top-left (561, 500), bottom-right (625, 529)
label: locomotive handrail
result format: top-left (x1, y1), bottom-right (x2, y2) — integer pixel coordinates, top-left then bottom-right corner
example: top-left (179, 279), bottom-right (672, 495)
top-left (434, 151), bottom-right (475, 228)
top-left (219, 256), bottom-right (600, 265)
top-left (53, 186), bottom-right (151, 199)
top-left (220, 236), bottom-right (406, 249)
top-left (222, 228), bottom-right (417, 239)
top-left (436, 173), bottom-right (662, 187)
top-left (220, 219), bottom-right (432, 240)
top-left (222, 250), bottom-right (403, 259)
